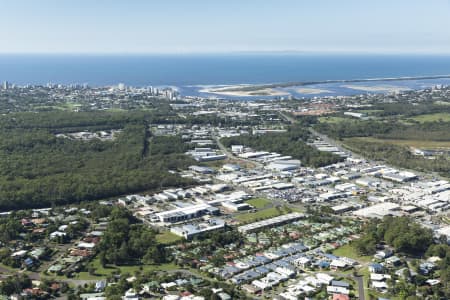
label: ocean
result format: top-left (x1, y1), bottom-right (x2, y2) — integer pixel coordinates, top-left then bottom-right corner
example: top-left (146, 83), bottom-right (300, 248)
top-left (1, 53), bottom-right (450, 98)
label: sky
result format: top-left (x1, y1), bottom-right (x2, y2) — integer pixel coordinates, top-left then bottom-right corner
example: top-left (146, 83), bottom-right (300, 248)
top-left (1, 0), bottom-right (450, 54)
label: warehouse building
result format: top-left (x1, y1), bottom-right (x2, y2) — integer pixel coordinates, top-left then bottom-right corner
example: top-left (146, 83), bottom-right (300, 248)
top-left (170, 219), bottom-right (226, 239)
top-left (238, 212), bottom-right (305, 234)
top-left (266, 160), bottom-right (301, 172)
top-left (353, 202), bottom-right (401, 218)
top-left (222, 201), bottom-right (251, 212)
top-left (155, 203), bottom-right (219, 223)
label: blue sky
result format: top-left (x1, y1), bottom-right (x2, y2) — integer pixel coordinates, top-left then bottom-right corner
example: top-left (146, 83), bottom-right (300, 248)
top-left (1, 0), bottom-right (450, 54)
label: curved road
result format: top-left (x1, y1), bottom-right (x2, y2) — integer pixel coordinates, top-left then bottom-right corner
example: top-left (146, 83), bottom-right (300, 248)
top-left (213, 135), bottom-right (263, 168)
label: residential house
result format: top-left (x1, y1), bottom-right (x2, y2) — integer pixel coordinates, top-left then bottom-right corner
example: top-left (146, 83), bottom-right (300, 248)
top-left (369, 263), bottom-right (384, 274)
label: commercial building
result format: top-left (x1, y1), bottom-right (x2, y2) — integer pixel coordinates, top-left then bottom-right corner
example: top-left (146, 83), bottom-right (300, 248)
top-left (266, 160), bottom-right (301, 172)
top-left (238, 213), bottom-right (305, 234)
top-left (343, 111), bottom-right (367, 119)
top-left (222, 201), bottom-right (251, 212)
top-left (186, 148), bottom-right (226, 162)
top-left (436, 225), bottom-right (450, 243)
top-left (381, 171), bottom-right (418, 183)
top-left (238, 151), bottom-right (269, 159)
top-left (222, 164), bottom-right (241, 172)
top-left (189, 165), bottom-right (215, 174)
top-left (231, 145), bottom-right (244, 154)
top-left (170, 219), bottom-right (225, 239)
top-left (331, 204), bottom-right (355, 214)
top-left (353, 202), bottom-right (401, 218)
top-left (155, 203), bottom-right (219, 223)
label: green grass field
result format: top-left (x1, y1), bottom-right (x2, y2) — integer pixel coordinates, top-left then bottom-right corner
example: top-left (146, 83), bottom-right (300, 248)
top-left (235, 206), bottom-right (291, 223)
top-left (409, 113), bottom-right (450, 123)
top-left (105, 108), bottom-right (127, 112)
top-left (318, 116), bottom-right (349, 123)
top-left (346, 136), bottom-right (450, 149)
top-left (333, 244), bottom-right (372, 263)
top-left (0, 263), bottom-right (17, 272)
top-left (434, 101), bottom-right (450, 106)
top-left (34, 103), bottom-right (82, 112)
top-left (245, 198), bottom-right (271, 209)
top-left (156, 231), bottom-right (183, 244)
top-left (74, 257), bottom-right (179, 280)
top-left (201, 159), bottom-right (227, 168)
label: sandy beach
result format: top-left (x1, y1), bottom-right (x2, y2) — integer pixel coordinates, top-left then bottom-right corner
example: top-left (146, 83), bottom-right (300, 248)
top-left (343, 85), bottom-right (411, 93)
top-left (200, 86), bottom-right (290, 97)
top-left (295, 87), bottom-right (332, 94)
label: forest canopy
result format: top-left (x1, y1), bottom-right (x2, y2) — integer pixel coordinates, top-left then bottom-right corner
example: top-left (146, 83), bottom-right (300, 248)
top-left (0, 111), bottom-right (194, 211)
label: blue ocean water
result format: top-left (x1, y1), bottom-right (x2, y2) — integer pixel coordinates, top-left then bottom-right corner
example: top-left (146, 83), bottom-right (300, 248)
top-left (1, 53), bottom-right (450, 98)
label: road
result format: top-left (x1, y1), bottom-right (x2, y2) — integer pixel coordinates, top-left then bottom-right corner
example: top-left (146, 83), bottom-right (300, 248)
top-left (354, 273), bottom-right (365, 300)
top-left (309, 127), bottom-right (359, 158)
top-left (278, 111), bottom-right (296, 124)
top-left (213, 135), bottom-right (263, 168)
top-left (278, 111), bottom-right (360, 159)
top-left (0, 265), bottom-right (13, 275)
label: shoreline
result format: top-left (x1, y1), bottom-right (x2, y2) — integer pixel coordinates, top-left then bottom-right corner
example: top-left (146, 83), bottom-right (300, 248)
top-left (342, 85), bottom-right (411, 93)
top-left (202, 74), bottom-right (450, 93)
top-left (199, 86), bottom-right (289, 97)
top-left (194, 75), bottom-right (450, 98)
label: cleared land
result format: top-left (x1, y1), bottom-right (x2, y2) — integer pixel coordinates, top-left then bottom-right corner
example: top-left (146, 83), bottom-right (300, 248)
top-left (75, 257), bottom-right (179, 280)
top-left (235, 206), bottom-right (292, 223)
top-left (409, 113), bottom-right (450, 123)
top-left (434, 101), bottom-right (450, 106)
top-left (245, 198), bottom-right (271, 209)
top-left (318, 116), bottom-right (350, 123)
top-left (156, 231), bottom-right (183, 244)
top-left (332, 243), bottom-right (372, 263)
top-left (347, 137), bottom-right (450, 150)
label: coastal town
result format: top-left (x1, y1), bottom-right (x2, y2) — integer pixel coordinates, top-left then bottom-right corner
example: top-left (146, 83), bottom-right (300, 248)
top-left (3, 1), bottom-right (450, 299)
top-left (0, 81), bottom-right (449, 300)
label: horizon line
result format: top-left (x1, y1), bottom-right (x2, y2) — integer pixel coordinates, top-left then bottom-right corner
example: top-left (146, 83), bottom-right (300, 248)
top-left (2, 49), bottom-right (450, 56)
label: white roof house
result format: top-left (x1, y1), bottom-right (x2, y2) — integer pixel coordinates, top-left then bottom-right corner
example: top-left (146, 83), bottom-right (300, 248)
top-left (326, 286), bottom-right (349, 294)
top-left (330, 259), bottom-right (348, 269)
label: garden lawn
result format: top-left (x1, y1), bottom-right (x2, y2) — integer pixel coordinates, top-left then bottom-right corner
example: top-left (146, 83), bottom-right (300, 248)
top-left (74, 257), bottom-right (179, 280)
top-left (156, 231), bottom-right (183, 244)
top-left (333, 243), bottom-right (373, 263)
top-left (245, 198), bottom-right (271, 209)
top-left (235, 206), bottom-right (291, 223)
top-left (409, 113), bottom-right (450, 123)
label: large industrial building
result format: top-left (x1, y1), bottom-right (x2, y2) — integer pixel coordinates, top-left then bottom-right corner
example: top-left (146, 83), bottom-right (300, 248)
top-left (353, 202), bottom-right (401, 218)
top-left (238, 212), bottom-right (305, 234)
top-left (170, 219), bottom-right (226, 239)
top-left (155, 203), bottom-right (219, 223)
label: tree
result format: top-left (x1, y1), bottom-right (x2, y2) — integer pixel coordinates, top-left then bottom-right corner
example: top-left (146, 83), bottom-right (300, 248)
top-left (118, 242), bottom-right (129, 264)
top-left (97, 207), bottom-right (164, 266)
top-left (99, 251), bottom-right (107, 268)
top-left (356, 216), bottom-right (433, 256)
top-left (0, 274), bottom-right (31, 296)
top-left (88, 266), bottom-right (96, 276)
top-left (144, 245), bottom-right (166, 264)
top-left (0, 113), bottom-right (194, 211)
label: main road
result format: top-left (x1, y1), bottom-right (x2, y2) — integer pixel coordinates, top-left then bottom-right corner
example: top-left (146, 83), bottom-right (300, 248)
top-left (279, 111), bottom-right (367, 299)
top-left (278, 111), bottom-right (359, 159)
top-left (212, 134), bottom-right (263, 168)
